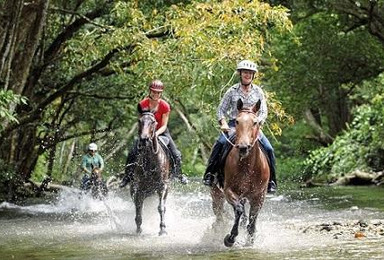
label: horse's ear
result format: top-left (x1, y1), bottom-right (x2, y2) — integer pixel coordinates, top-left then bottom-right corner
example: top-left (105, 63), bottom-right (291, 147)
top-left (253, 100), bottom-right (261, 113)
top-left (237, 99), bottom-right (243, 111)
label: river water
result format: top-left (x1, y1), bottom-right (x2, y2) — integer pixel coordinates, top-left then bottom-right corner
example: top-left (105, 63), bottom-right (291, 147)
top-left (0, 181), bottom-right (383, 259)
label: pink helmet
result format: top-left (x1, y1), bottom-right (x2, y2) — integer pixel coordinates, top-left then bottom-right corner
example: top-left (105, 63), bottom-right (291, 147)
top-left (149, 80), bottom-right (164, 92)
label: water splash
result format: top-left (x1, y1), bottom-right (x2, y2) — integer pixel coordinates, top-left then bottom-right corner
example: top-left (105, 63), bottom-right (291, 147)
top-left (0, 184), bottom-right (383, 259)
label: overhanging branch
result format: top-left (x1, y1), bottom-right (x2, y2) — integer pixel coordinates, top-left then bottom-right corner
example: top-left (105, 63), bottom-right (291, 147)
top-left (1, 44), bottom-right (136, 138)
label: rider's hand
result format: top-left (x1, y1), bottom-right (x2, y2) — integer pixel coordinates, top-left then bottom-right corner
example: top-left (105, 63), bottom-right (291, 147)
top-left (220, 121), bottom-right (230, 132)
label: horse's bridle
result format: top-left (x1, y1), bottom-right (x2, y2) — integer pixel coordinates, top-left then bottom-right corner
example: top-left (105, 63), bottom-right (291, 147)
top-left (222, 109), bottom-right (261, 149)
top-left (139, 112), bottom-right (159, 154)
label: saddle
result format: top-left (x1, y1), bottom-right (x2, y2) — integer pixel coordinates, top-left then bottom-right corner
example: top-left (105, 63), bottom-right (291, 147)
top-left (158, 136), bottom-right (169, 147)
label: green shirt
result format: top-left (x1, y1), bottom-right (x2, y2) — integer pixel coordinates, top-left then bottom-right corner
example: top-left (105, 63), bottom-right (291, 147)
top-left (81, 153), bottom-right (104, 174)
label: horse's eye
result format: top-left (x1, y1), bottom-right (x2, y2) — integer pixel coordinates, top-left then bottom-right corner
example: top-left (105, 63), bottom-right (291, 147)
top-left (235, 120), bottom-right (239, 125)
top-left (253, 121), bottom-right (258, 126)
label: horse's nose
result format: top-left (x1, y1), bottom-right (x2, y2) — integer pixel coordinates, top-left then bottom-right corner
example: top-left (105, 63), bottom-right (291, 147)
top-left (139, 137), bottom-right (150, 146)
top-left (236, 144), bottom-right (249, 155)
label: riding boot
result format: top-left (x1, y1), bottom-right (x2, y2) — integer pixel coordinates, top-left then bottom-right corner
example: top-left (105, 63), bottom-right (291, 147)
top-left (267, 155), bottom-right (277, 194)
top-left (174, 156), bottom-right (188, 185)
top-left (203, 142), bottom-right (223, 187)
top-left (120, 143), bottom-right (137, 188)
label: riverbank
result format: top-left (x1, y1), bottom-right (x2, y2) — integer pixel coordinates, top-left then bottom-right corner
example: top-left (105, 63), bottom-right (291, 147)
top-left (294, 219), bottom-right (384, 240)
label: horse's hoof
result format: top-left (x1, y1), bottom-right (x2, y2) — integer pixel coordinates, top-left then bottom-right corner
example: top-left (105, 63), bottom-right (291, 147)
top-left (159, 230), bottom-right (167, 236)
top-left (224, 234), bottom-right (235, 247)
top-left (245, 237), bottom-right (255, 247)
top-left (136, 228), bottom-right (142, 234)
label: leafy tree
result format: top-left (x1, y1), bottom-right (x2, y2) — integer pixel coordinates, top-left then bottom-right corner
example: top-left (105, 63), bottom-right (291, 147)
top-left (268, 10), bottom-right (384, 143)
top-left (261, 0), bottom-right (384, 181)
top-left (0, 0), bottom-right (292, 199)
top-left (303, 77), bottom-right (384, 180)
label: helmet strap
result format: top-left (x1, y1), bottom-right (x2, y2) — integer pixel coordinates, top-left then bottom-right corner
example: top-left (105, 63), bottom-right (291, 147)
top-left (148, 91), bottom-right (161, 100)
top-left (241, 81), bottom-right (252, 87)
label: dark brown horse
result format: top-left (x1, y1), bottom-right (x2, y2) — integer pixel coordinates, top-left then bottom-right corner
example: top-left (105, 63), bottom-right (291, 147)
top-left (211, 99), bottom-right (270, 247)
top-left (130, 112), bottom-right (171, 236)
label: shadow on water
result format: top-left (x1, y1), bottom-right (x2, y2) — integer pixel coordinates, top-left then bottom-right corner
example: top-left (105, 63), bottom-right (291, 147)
top-left (0, 181), bottom-right (383, 260)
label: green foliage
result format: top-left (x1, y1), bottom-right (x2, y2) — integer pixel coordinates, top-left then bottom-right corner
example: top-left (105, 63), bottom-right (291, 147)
top-left (274, 120), bottom-right (319, 181)
top-left (0, 158), bottom-right (16, 182)
top-left (268, 11), bottom-right (384, 117)
top-left (45, 0), bottom-right (292, 180)
top-left (303, 78), bottom-right (384, 181)
top-left (264, 2), bottom-right (384, 184)
top-left (0, 90), bottom-right (27, 128)
top-left (1, 0), bottom-right (294, 186)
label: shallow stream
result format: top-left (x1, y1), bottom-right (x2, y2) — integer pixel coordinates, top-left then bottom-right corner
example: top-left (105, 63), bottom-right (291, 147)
top-left (0, 182), bottom-right (383, 259)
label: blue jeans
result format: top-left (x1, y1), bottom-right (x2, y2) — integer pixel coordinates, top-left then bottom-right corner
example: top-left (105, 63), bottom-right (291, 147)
top-left (259, 132), bottom-right (276, 184)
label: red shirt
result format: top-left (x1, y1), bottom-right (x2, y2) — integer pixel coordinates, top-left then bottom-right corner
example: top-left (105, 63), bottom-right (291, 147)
top-left (139, 98), bottom-right (171, 130)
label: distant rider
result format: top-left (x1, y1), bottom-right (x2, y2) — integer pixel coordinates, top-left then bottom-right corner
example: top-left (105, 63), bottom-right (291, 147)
top-left (81, 142), bottom-right (105, 190)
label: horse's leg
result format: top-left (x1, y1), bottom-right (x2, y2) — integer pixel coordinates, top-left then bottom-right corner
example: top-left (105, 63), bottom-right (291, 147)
top-left (157, 187), bottom-right (168, 236)
top-left (246, 197), bottom-right (264, 245)
top-left (211, 185), bottom-right (225, 226)
top-left (134, 193), bottom-right (144, 234)
top-left (240, 198), bottom-right (248, 227)
top-left (224, 190), bottom-right (244, 247)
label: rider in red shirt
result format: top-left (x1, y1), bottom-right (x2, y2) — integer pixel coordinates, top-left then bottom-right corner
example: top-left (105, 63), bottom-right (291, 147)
top-left (138, 98), bottom-right (170, 130)
top-left (120, 80), bottom-right (188, 187)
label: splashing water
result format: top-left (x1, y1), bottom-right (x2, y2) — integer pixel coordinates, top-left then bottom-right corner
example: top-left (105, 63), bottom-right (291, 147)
top-left (0, 183), bottom-right (383, 259)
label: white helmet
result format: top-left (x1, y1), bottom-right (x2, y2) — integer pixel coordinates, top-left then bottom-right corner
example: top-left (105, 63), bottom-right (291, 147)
top-left (88, 143), bottom-right (98, 151)
top-left (236, 59), bottom-right (258, 72)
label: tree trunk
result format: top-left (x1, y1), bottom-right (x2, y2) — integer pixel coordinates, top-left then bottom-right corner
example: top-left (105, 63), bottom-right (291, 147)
top-left (174, 105), bottom-right (210, 162)
top-left (303, 109), bottom-right (333, 145)
top-left (46, 145), bottom-right (56, 178)
top-left (14, 126), bottom-right (40, 180)
top-left (0, 0), bottom-right (49, 182)
top-left (0, 0), bottom-right (23, 89)
top-left (63, 140), bottom-right (76, 178)
top-left (326, 88), bottom-right (351, 137)
top-left (11, 0), bottom-right (50, 95)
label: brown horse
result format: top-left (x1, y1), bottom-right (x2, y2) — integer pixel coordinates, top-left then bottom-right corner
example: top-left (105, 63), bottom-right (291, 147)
top-left (130, 112), bottom-right (171, 236)
top-left (210, 99), bottom-right (270, 247)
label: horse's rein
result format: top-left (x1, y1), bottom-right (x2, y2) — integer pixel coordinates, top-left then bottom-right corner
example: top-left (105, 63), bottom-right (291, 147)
top-left (221, 131), bottom-right (235, 147)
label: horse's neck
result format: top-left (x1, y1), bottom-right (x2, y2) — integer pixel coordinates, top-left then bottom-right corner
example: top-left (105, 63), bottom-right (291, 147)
top-left (138, 137), bottom-right (161, 165)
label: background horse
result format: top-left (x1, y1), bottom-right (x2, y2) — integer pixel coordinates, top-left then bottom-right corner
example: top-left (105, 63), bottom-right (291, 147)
top-left (210, 99), bottom-right (270, 247)
top-left (130, 112), bottom-right (171, 236)
top-left (80, 168), bottom-right (108, 200)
